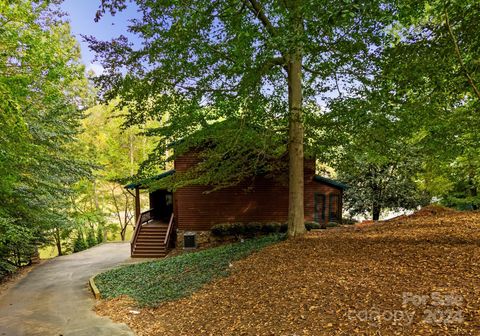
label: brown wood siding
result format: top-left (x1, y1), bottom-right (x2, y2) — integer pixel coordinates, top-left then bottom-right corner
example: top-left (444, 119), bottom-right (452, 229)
top-left (173, 151), bottom-right (343, 231)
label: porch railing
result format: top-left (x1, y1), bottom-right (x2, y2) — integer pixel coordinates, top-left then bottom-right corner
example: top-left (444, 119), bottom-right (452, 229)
top-left (131, 209), bottom-right (154, 255)
top-left (164, 213), bottom-right (175, 248)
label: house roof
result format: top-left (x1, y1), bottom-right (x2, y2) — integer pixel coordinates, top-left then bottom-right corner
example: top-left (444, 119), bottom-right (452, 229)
top-left (124, 169), bottom-right (175, 190)
top-left (313, 175), bottom-right (348, 190)
top-left (125, 169), bottom-right (347, 191)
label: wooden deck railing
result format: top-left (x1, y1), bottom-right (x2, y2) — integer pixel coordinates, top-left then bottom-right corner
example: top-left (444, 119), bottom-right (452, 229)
top-left (131, 209), bottom-right (154, 255)
top-left (164, 213), bottom-right (175, 248)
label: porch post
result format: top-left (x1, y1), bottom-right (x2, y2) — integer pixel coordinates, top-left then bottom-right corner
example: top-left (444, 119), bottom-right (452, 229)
top-left (135, 187), bottom-right (141, 223)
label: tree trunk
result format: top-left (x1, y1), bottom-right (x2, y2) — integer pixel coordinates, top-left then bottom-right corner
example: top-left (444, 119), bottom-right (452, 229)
top-left (372, 204), bottom-right (381, 221)
top-left (56, 240), bottom-right (62, 256)
top-left (120, 225), bottom-right (127, 241)
top-left (468, 172), bottom-right (478, 210)
top-left (286, 2), bottom-right (305, 238)
top-left (55, 228), bottom-right (62, 256)
top-left (129, 133), bottom-right (135, 177)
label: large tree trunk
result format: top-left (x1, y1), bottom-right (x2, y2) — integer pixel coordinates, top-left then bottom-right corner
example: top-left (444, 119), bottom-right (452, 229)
top-left (286, 2), bottom-right (305, 238)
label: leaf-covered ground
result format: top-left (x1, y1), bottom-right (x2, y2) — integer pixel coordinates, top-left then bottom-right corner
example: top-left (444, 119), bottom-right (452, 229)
top-left (96, 207), bottom-right (480, 335)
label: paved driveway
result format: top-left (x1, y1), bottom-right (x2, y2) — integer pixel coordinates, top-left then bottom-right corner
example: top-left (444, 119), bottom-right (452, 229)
top-left (0, 243), bottom-right (135, 336)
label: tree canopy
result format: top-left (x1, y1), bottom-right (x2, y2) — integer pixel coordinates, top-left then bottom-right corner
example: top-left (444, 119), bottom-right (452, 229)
top-left (0, 0), bottom-right (91, 268)
top-left (89, 0), bottom-right (396, 236)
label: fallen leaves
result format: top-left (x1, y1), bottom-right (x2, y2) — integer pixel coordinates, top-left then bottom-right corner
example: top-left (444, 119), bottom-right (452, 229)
top-left (96, 208), bottom-right (480, 335)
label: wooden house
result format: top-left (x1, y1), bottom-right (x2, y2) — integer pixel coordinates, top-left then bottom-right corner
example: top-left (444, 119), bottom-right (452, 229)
top-left (126, 150), bottom-right (347, 258)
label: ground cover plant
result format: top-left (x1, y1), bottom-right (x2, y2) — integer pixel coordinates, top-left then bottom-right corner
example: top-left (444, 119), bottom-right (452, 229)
top-left (94, 234), bottom-right (283, 306)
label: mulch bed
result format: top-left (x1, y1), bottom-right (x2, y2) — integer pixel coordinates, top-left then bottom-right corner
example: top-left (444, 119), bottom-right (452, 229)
top-left (96, 208), bottom-right (480, 335)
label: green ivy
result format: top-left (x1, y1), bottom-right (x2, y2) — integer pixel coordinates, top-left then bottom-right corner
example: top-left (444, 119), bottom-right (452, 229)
top-left (94, 235), bottom-right (284, 307)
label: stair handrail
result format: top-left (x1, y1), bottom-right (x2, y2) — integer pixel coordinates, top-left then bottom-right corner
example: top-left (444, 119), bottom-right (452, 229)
top-left (131, 209), bottom-right (154, 254)
top-left (164, 213), bottom-right (175, 247)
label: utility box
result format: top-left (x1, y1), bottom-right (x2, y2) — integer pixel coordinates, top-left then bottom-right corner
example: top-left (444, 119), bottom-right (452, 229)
top-left (183, 231), bottom-right (197, 249)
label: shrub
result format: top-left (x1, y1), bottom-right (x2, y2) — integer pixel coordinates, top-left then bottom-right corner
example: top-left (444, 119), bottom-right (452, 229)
top-left (326, 222), bottom-right (338, 228)
top-left (0, 260), bottom-right (17, 280)
top-left (96, 225), bottom-right (104, 244)
top-left (211, 222), bottom-right (285, 237)
top-left (441, 196), bottom-right (480, 211)
top-left (86, 229), bottom-right (97, 247)
top-left (0, 217), bottom-right (37, 267)
top-left (341, 218), bottom-right (358, 225)
top-left (211, 223), bottom-right (231, 236)
top-left (73, 231), bottom-right (87, 252)
top-left (305, 222), bottom-right (321, 231)
top-left (244, 222), bottom-right (262, 236)
top-left (261, 222), bottom-right (287, 233)
top-left (211, 222), bottom-right (321, 236)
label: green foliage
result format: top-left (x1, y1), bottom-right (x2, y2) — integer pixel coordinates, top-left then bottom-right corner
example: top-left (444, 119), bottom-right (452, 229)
top-left (324, 42), bottom-right (435, 219)
top-left (441, 195), bottom-right (480, 211)
top-left (86, 229), bottom-right (97, 248)
top-left (338, 155), bottom-right (430, 220)
top-left (72, 232), bottom-right (87, 253)
top-left (89, 0), bottom-right (394, 191)
top-left (362, 1), bottom-right (480, 213)
top-left (0, 1), bottom-right (92, 264)
top-left (211, 223), bottom-right (285, 237)
top-left (75, 103), bottom-right (159, 242)
top-left (0, 260), bottom-right (17, 280)
top-left (341, 218), bottom-right (358, 225)
top-left (96, 225), bottom-right (104, 244)
top-left (94, 235), bottom-right (283, 306)
top-left (0, 217), bottom-right (36, 267)
top-left (211, 222), bottom-right (320, 236)
top-left (304, 222), bottom-right (321, 231)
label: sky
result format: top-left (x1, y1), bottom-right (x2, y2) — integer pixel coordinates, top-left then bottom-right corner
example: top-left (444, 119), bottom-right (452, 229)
top-left (60, 0), bottom-right (140, 74)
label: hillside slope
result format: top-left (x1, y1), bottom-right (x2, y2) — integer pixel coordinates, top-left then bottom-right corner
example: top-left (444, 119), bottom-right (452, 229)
top-left (97, 208), bottom-right (480, 335)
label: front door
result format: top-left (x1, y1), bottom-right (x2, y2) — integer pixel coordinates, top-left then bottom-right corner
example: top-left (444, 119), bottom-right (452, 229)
top-left (150, 190), bottom-right (174, 222)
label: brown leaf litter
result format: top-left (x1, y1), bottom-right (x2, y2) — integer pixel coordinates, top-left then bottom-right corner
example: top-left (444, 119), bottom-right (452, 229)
top-left (96, 207), bottom-right (480, 335)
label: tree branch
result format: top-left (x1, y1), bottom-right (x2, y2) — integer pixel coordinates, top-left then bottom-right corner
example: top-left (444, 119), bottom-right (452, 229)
top-left (242, 0), bottom-right (278, 37)
top-left (445, 9), bottom-right (480, 101)
top-left (239, 56), bottom-right (286, 89)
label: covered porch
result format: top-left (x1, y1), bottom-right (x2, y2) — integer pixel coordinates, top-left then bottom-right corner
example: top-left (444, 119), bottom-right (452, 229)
top-left (125, 170), bottom-right (176, 258)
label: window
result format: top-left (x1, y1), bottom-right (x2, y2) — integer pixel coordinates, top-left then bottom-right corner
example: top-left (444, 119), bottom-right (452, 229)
top-left (329, 194), bottom-right (340, 222)
top-left (314, 193), bottom-right (326, 223)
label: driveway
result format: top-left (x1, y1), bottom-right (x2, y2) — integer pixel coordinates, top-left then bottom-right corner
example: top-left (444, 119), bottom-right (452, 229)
top-left (0, 243), bottom-right (135, 336)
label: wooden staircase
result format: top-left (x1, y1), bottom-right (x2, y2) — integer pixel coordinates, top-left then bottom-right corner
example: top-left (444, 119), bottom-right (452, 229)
top-left (131, 210), bottom-right (174, 258)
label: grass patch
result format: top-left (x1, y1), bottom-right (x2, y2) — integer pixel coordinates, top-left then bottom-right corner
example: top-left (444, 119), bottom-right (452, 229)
top-left (94, 234), bottom-right (284, 307)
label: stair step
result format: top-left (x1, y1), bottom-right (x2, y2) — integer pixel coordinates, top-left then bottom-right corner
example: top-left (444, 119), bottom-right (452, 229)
top-left (132, 250), bottom-right (166, 254)
top-left (132, 254), bottom-right (166, 258)
top-left (134, 249), bottom-right (166, 254)
top-left (134, 245), bottom-right (166, 250)
top-left (136, 237), bottom-right (166, 242)
top-left (131, 221), bottom-right (171, 258)
top-left (138, 231), bottom-right (166, 233)
top-left (138, 232), bottom-right (166, 235)
top-left (142, 226), bottom-right (168, 231)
